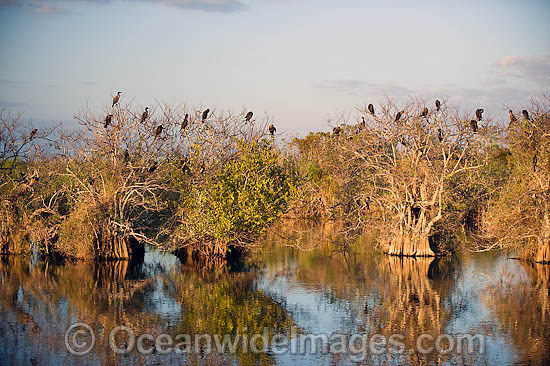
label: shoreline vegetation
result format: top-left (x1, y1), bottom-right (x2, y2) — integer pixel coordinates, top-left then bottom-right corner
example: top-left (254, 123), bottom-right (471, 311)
top-left (1, 97), bottom-right (548, 264)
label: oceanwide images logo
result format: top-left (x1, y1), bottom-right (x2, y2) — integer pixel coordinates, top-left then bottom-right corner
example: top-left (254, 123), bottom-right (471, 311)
top-left (65, 323), bottom-right (485, 361)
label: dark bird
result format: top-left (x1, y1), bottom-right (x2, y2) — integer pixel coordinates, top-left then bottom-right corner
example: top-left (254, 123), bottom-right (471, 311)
top-left (140, 107), bottom-right (149, 123)
top-left (533, 154), bottom-right (537, 172)
top-left (269, 124), bottom-right (276, 135)
top-left (476, 108), bottom-right (484, 121)
top-left (368, 103), bottom-right (375, 115)
top-left (29, 129), bottom-right (37, 140)
top-left (148, 162), bottom-right (158, 173)
top-left (124, 149), bottom-right (130, 162)
top-left (435, 99), bottom-right (441, 111)
top-left (154, 125), bottom-right (163, 138)
top-left (181, 158), bottom-right (191, 175)
top-left (104, 114), bottom-right (113, 128)
top-left (470, 120), bottom-right (478, 133)
top-left (333, 126), bottom-right (341, 135)
top-left (181, 113), bottom-right (189, 131)
top-left (421, 107), bottom-right (429, 118)
top-left (361, 116), bottom-right (366, 127)
top-left (395, 111), bottom-right (404, 122)
top-left (245, 111), bottom-right (253, 122)
top-left (202, 108), bottom-right (210, 121)
top-left (509, 110), bottom-right (517, 124)
top-left (438, 128), bottom-right (443, 142)
top-left (522, 110), bottom-right (530, 120)
top-left (112, 92), bottom-right (121, 107)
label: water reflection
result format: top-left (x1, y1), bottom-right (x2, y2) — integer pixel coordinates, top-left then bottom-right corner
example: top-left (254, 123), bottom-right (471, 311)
top-left (0, 238), bottom-right (549, 365)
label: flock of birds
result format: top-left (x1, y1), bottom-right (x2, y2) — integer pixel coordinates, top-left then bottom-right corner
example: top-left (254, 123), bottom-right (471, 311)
top-left (105, 92), bottom-right (277, 137)
top-left (332, 99), bottom-right (532, 138)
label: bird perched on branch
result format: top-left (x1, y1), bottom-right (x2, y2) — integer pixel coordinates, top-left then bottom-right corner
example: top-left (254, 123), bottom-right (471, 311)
top-left (476, 108), bottom-right (484, 121)
top-left (333, 126), bottom-right (341, 135)
top-left (140, 107), bottom-right (149, 123)
top-left (202, 109), bottom-right (210, 121)
top-left (421, 107), bottom-right (428, 118)
top-left (245, 111), bottom-right (253, 122)
top-left (522, 110), bottom-right (530, 121)
top-left (154, 125), bottom-right (163, 138)
top-left (181, 158), bottom-right (191, 175)
top-left (124, 149), bottom-right (130, 162)
top-left (361, 116), bottom-right (366, 128)
top-left (112, 92), bottom-right (121, 107)
top-left (104, 114), bottom-right (113, 128)
top-left (509, 110), bottom-right (517, 124)
top-left (437, 128), bottom-right (443, 142)
top-left (470, 120), bottom-right (478, 133)
top-left (269, 124), bottom-right (276, 135)
top-left (181, 114), bottom-right (189, 131)
top-left (435, 100), bottom-right (441, 111)
top-left (29, 129), bottom-right (37, 140)
top-left (368, 104), bottom-right (375, 115)
top-left (395, 111), bottom-right (404, 122)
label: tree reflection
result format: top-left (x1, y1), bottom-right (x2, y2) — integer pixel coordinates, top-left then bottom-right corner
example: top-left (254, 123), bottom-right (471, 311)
top-left (483, 261), bottom-right (550, 365)
top-left (0, 254), bottom-right (294, 366)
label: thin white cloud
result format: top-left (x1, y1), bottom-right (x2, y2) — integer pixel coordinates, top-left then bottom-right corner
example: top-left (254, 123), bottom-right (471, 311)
top-left (0, 0), bottom-right (248, 13)
top-left (493, 54), bottom-right (550, 87)
top-left (315, 80), bottom-right (414, 97)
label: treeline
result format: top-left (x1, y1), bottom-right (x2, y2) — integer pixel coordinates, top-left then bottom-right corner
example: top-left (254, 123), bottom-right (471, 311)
top-left (0, 105), bottom-right (294, 260)
top-left (0, 97), bottom-right (548, 263)
top-left (290, 98), bottom-right (549, 263)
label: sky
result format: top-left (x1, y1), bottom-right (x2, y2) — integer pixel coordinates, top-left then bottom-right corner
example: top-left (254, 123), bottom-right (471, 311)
top-left (0, 0), bottom-right (549, 136)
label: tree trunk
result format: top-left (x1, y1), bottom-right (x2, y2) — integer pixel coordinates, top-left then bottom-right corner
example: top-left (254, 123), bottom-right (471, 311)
top-left (386, 231), bottom-right (436, 257)
top-left (93, 221), bottom-right (139, 260)
top-left (535, 213), bottom-right (550, 264)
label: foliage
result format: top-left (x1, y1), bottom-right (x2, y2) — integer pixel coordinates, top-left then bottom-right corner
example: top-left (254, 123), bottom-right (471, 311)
top-left (481, 98), bottom-right (550, 262)
top-left (172, 138), bottom-right (294, 257)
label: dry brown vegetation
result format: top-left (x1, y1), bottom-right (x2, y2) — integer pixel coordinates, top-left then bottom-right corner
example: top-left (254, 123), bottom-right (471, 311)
top-left (1, 96), bottom-right (549, 263)
top-left (292, 99), bottom-right (498, 257)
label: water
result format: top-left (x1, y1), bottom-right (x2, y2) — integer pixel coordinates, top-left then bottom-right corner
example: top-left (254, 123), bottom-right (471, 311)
top-left (0, 235), bottom-right (549, 365)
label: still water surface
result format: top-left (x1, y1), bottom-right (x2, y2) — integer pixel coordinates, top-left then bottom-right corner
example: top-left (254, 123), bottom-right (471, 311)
top-left (0, 237), bottom-right (549, 365)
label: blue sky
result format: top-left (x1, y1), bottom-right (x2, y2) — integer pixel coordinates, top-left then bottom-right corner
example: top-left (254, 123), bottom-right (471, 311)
top-left (0, 0), bottom-right (549, 136)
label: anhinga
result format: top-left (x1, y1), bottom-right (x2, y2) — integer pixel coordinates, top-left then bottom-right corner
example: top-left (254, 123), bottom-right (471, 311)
top-left (522, 110), bottom-right (530, 121)
top-left (476, 108), bottom-right (484, 121)
top-left (509, 110), bottom-right (517, 124)
top-left (104, 114), bottom-right (113, 128)
top-left (438, 128), bottom-right (443, 142)
top-left (29, 129), bottom-right (37, 140)
top-left (124, 149), bottom-right (130, 162)
top-left (181, 158), bottom-right (191, 175)
top-left (154, 125), bottom-right (163, 138)
top-left (435, 99), bottom-right (441, 111)
top-left (202, 109), bottom-right (210, 121)
top-left (245, 111), bottom-right (253, 122)
top-left (368, 103), bottom-right (375, 115)
top-left (181, 113), bottom-right (189, 131)
top-left (421, 107), bottom-right (428, 118)
top-left (140, 107), bottom-right (149, 123)
top-left (112, 92), bottom-right (121, 107)
top-left (333, 126), bottom-right (341, 135)
top-left (269, 124), bottom-right (276, 135)
top-left (361, 116), bottom-right (366, 127)
top-left (395, 111), bottom-right (404, 122)
top-left (470, 120), bottom-right (478, 133)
